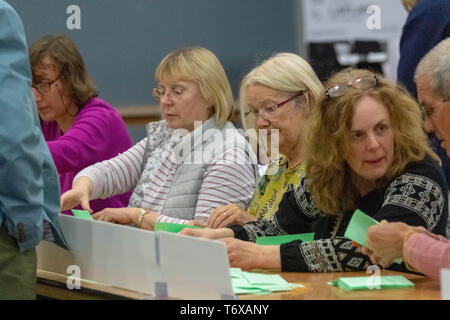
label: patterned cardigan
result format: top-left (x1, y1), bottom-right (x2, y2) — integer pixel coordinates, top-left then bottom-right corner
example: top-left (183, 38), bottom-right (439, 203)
top-left (229, 154), bottom-right (448, 273)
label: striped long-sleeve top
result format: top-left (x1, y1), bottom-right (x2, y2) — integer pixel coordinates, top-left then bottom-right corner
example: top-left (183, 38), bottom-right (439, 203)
top-left (75, 119), bottom-right (257, 224)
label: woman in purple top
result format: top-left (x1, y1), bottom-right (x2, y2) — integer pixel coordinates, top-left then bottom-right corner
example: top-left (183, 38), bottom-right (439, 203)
top-left (29, 35), bottom-right (132, 214)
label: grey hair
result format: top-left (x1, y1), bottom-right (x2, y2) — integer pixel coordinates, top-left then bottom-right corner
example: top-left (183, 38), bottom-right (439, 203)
top-left (414, 37), bottom-right (450, 99)
top-left (239, 52), bottom-right (324, 130)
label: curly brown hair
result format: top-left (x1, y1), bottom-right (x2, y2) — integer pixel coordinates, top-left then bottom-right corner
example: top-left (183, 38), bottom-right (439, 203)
top-left (303, 68), bottom-right (437, 214)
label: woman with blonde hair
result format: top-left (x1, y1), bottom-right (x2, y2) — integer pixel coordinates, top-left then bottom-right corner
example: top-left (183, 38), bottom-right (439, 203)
top-left (182, 68), bottom-right (448, 273)
top-left (204, 53), bottom-right (323, 229)
top-left (60, 47), bottom-right (257, 229)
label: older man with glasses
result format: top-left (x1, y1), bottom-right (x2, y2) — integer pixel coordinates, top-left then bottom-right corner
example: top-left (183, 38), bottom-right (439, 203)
top-left (364, 38), bottom-right (450, 281)
top-left (415, 37), bottom-right (450, 240)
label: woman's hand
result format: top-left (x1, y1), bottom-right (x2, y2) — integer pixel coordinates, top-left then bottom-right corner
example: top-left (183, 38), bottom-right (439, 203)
top-left (179, 227), bottom-right (234, 240)
top-left (367, 220), bottom-right (415, 267)
top-left (220, 238), bottom-right (281, 270)
top-left (207, 204), bottom-right (257, 229)
top-left (60, 177), bottom-right (94, 213)
top-left (92, 207), bottom-right (140, 225)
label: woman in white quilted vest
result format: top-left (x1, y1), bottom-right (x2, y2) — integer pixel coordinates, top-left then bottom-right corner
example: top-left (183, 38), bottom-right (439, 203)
top-left (60, 47), bottom-right (258, 230)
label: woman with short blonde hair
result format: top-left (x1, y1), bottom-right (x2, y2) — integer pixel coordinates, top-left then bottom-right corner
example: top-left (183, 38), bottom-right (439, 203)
top-left (61, 47), bottom-right (257, 230)
top-left (155, 47), bottom-right (233, 126)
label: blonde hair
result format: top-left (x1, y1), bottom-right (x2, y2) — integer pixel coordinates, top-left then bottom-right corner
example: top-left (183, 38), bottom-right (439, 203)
top-left (304, 68), bottom-right (436, 214)
top-left (239, 53), bottom-right (324, 130)
top-left (155, 47), bottom-right (233, 125)
top-left (29, 34), bottom-right (98, 111)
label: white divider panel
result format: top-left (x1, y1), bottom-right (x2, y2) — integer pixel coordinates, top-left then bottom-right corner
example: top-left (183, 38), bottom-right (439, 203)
top-left (441, 269), bottom-right (450, 300)
top-left (158, 231), bottom-right (235, 300)
top-left (37, 214), bottom-right (162, 296)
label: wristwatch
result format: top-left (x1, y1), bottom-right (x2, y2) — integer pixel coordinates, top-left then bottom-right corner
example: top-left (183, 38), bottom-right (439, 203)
top-left (136, 208), bottom-right (150, 228)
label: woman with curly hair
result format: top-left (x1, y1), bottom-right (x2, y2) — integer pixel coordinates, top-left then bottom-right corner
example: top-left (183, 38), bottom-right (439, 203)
top-left (182, 68), bottom-right (448, 273)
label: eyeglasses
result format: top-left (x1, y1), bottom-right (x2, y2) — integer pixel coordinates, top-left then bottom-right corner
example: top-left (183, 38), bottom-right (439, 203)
top-left (245, 90), bottom-right (306, 119)
top-left (32, 76), bottom-right (60, 93)
top-left (325, 75), bottom-right (378, 99)
top-left (420, 98), bottom-right (450, 119)
top-left (152, 86), bottom-right (192, 100)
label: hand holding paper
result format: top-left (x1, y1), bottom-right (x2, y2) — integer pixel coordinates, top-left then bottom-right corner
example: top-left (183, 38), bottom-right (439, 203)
top-left (344, 210), bottom-right (402, 266)
top-left (61, 176), bottom-right (93, 212)
top-left (367, 221), bottom-right (417, 267)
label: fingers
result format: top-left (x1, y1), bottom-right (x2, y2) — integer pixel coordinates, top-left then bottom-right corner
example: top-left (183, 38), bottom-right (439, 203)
top-left (213, 210), bottom-right (235, 228)
top-left (208, 204), bottom-right (242, 228)
top-left (92, 211), bottom-right (106, 221)
top-left (180, 228), bottom-right (203, 237)
top-left (92, 210), bottom-right (114, 223)
top-left (208, 206), bottom-right (228, 227)
top-left (192, 220), bottom-right (207, 228)
top-left (210, 209), bottom-right (230, 228)
top-left (369, 253), bottom-right (381, 265)
top-left (60, 191), bottom-right (78, 211)
top-left (60, 189), bottom-right (92, 213)
top-left (360, 246), bottom-right (371, 256)
top-left (80, 200), bottom-right (93, 213)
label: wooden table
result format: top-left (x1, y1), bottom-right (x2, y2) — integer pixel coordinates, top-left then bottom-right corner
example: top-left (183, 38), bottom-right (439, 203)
top-left (239, 270), bottom-right (441, 300)
top-left (37, 269), bottom-right (441, 300)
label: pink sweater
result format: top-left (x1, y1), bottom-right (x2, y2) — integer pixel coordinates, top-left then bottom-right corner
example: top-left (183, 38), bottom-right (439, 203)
top-left (42, 98), bottom-right (132, 214)
top-left (403, 232), bottom-right (450, 280)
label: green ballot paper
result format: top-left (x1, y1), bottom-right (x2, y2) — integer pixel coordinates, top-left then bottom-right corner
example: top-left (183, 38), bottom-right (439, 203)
top-left (328, 275), bottom-right (414, 291)
top-left (344, 209), bottom-right (402, 264)
top-left (344, 209), bottom-right (378, 247)
top-left (71, 209), bottom-right (93, 220)
top-left (154, 222), bottom-right (204, 233)
top-left (230, 268), bottom-right (304, 295)
top-left (255, 233), bottom-right (314, 246)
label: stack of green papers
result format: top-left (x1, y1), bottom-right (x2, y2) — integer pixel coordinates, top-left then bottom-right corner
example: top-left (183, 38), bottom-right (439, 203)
top-left (344, 209), bottom-right (402, 264)
top-left (230, 268), bottom-right (304, 295)
top-left (71, 209), bottom-right (93, 220)
top-left (154, 222), bottom-right (204, 233)
top-left (328, 275), bottom-right (414, 291)
top-left (255, 233), bottom-right (314, 246)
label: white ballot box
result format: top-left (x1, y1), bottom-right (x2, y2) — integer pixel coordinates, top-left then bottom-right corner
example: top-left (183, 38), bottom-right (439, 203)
top-left (158, 231), bottom-right (235, 300)
top-left (37, 214), bottom-right (235, 299)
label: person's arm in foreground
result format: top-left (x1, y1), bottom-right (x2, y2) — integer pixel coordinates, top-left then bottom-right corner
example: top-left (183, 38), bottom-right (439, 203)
top-left (180, 228), bottom-right (282, 270)
top-left (367, 221), bottom-right (450, 279)
top-left (0, 2), bottom-right (65, 249)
